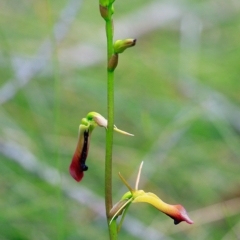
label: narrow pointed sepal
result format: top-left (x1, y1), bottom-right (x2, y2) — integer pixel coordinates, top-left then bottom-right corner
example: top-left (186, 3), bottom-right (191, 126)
top-left (114, 126), bottom-right (134, 136)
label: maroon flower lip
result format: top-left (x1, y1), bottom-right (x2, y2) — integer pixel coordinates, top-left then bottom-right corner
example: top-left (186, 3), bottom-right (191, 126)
top-left (69, 130), bottom-right (90, 182)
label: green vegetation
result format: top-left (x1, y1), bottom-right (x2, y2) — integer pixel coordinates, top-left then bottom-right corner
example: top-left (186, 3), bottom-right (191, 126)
top-left (0, 0), bottom-right (240, 239)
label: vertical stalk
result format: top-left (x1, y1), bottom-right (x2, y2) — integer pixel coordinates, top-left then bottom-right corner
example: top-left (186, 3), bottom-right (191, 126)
top-left (104, 5), bottom-right (118, 239)
top-left (105, 69), bottom-right (114, 214)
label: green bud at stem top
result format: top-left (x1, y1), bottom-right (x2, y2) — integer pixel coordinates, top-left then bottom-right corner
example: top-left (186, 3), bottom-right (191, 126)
top-left (113, 39), bottom-right (137, 54)
top-left (99, 1), bottom-right (114, 20)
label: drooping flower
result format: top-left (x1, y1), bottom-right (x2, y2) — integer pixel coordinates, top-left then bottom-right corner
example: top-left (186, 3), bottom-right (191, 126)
top-left (110, 162), bottom-right (193, 227)
top-left (69, 112), bottom-right (133, 182)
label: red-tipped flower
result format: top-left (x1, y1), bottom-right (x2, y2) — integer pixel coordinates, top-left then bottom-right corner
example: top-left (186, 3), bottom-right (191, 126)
top-left (110, 162), bottom-right (193, 227)
top-left (69, 112), bottom-right (133, 182)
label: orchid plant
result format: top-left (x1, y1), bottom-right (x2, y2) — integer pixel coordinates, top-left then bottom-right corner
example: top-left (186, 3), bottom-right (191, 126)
top-left (69, 0), bottom-right (193, 239)
top-left (109, 162), bottom-right (193, 232)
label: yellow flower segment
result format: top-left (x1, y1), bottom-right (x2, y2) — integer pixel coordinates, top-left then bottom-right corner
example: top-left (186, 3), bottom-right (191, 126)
top-left (132, 191), bottom-right (193, 225)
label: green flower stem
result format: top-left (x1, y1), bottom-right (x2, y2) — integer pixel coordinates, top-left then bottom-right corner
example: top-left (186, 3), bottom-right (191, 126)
top-left (105, 70), bottom-right (114, 215)
top-left (106, 19), bottom-right (113, 61)
top-left (104, 8), bottom-right (118, 239)
top-left (109, 219), bottom-right (118, 239)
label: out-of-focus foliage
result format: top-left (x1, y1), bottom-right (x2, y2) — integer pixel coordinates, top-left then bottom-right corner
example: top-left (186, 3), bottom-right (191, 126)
top-left (0, 0), bottom-right (240, 239)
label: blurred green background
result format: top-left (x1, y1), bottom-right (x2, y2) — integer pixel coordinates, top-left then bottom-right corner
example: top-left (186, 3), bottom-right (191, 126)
top-left (0, 0), bottom-right (240, 239)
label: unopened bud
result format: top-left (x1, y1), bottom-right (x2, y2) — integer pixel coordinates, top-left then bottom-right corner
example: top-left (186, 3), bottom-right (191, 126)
top-left (113, 39), bottom-right (137, 54)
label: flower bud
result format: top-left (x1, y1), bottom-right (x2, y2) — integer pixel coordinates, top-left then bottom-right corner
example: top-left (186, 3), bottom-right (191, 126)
top-left (113, 39), bottom-right (137, 54)
top-left (99, 0), bottom-right (114, 20)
